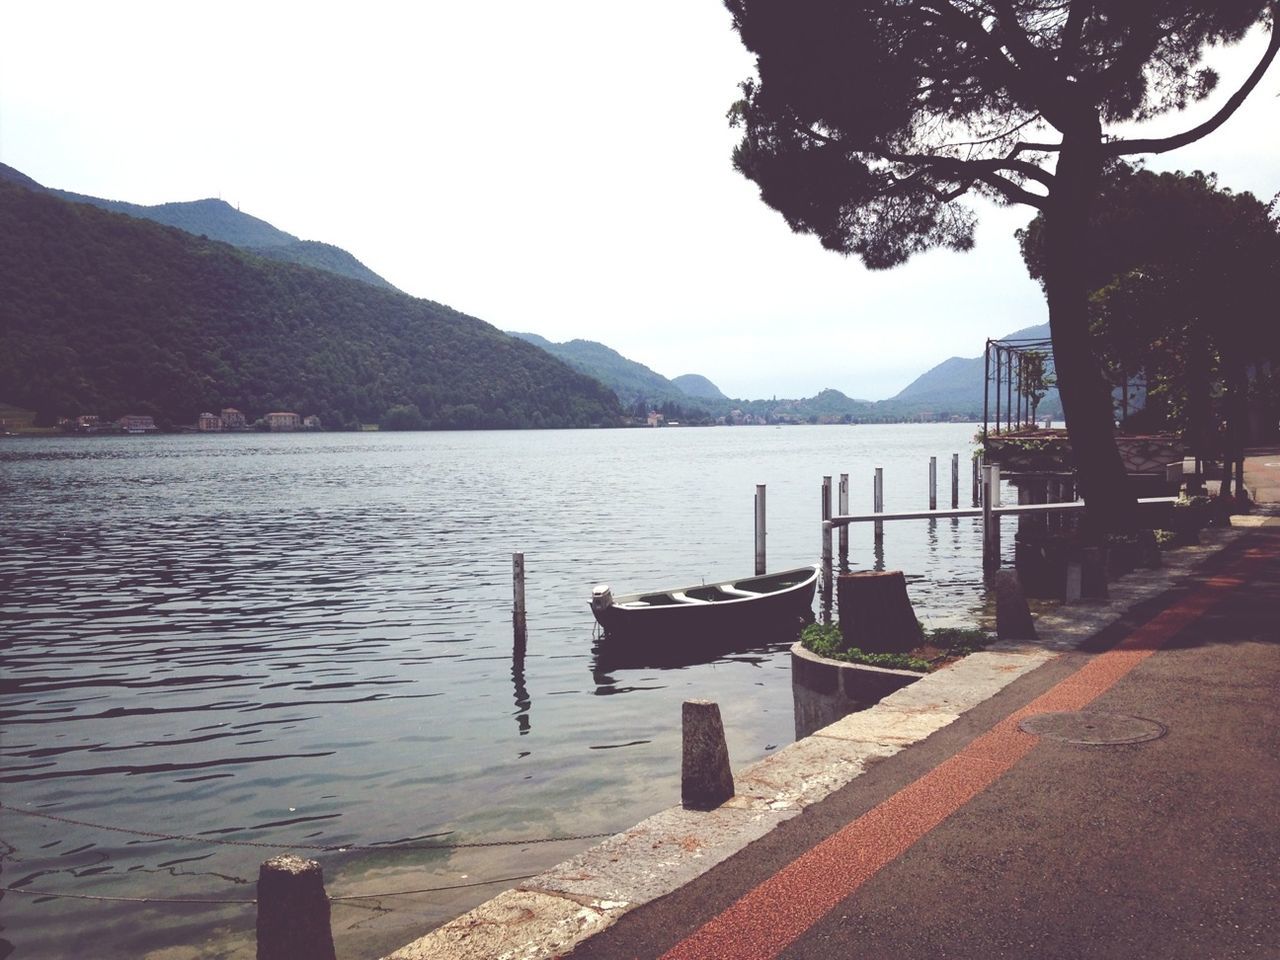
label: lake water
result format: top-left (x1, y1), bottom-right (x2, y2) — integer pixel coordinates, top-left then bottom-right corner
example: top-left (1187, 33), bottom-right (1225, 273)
top-left (0, 424), bottom-right (994, 958)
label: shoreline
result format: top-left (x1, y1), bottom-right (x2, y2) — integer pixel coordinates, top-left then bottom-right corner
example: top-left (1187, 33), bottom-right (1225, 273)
top-left (379, 522), bottom-right (1253, 959)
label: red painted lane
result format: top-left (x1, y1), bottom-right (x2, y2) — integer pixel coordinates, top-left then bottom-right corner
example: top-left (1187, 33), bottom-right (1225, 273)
top-left (661, 547), bottom-right (1272, 960)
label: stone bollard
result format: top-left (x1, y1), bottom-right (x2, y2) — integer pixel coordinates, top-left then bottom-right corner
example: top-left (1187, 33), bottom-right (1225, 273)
top-left (994, 569), bottom-right (1037, 641)
top-left (1079, 546), bottom-right (1108, 599)
top-left (257, 854), bottom-right (336, 960)
top-left (682, 700), bottom-right (734, 810)
top-left (1064, 562), bottom-right (1083, 602)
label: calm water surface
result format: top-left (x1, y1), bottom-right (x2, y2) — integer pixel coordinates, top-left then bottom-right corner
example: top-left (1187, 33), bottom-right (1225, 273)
top-left (0, 424), bottom-right (992, 958)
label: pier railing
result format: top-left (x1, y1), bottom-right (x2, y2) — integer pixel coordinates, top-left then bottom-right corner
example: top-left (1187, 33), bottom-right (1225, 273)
top-left (817, 461), bottom-right (1180, 623)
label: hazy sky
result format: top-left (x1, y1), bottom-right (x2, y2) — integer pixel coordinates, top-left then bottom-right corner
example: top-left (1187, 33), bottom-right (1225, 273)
top-left (3, 2), bottom-right (1278, 401)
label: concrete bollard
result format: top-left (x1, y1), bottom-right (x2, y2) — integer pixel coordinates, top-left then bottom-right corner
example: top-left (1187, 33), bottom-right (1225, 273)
top-left (257, 855), bottom-right (336, 960)
top-left (994, 569), bottom-right (1037, 641)
top-left (1064, 562), bottom-right (1083, 602)
top-left (1079, 546), bottom-right (1108, 599)
top-left (681, 700), bottom-right (734, 811)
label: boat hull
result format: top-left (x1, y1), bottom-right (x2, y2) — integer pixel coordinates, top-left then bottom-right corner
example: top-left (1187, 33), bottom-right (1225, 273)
top-left (589, 565), bottom-right (818, 645)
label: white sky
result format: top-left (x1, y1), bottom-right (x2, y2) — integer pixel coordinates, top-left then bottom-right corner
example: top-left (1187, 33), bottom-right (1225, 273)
top-left (2, 2), bottom-right (1278, 401)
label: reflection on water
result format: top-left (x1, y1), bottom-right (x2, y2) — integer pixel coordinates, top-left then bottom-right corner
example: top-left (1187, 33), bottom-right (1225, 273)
top-left (0, 425), bottom-right (987, 958)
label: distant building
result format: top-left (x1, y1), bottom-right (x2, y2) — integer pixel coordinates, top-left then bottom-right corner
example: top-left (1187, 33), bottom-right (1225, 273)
top-left (197, 412), bottom-right (223, 432)
top-left (647, 411), bottom-right (665, 427)
top-left (265, 411), bottom-right (301, 432)
top-left (58, 414), bottom-right (107, 434)
top-left (118, 414), bottom-right (158, 433)
top-left (302, 415), bottom-right (322, 430)
top-left (220, 408), bottom-right (247, 430)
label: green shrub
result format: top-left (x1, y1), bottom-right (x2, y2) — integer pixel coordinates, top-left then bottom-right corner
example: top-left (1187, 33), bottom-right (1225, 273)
top-left (800, 623), bottom-right (989, 673)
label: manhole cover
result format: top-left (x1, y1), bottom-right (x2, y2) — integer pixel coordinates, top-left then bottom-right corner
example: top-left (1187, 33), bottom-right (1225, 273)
top-left (1018, 711), bottom-right (1166, 745)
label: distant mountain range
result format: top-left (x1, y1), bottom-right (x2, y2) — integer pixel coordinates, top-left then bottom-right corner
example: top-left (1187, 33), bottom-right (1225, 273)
top-left (1, 161), bottom-right (1059, 428)
top-left (0, 174), bottom-right (619, 429)
top-left (887, 324), bottom-right (1063, 419)
top-left (515, 328), bottom-right (1058, 423)
top-left (0, 163), bottom-right (397, 291)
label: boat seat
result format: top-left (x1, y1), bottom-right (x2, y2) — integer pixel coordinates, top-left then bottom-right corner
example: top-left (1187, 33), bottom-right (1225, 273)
top-left (669, 591), bottom-right (712, 605)
top-left (719, 586), bottom-right (760, 597)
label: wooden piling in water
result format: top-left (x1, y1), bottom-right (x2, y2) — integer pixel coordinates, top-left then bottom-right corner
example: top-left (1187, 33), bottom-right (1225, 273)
top-left (929, 456), bottom-right (937, 511)
top-left (838, 474), bottom-right (849, 571)
top-left (951, 453), bottom-right (960, 510)
top-left (512, 552), bottom-right (527, 643)
top-left (982, 463), bottom-right (1000, 581)
top-left (873, 467), bottom-right (884, 541)
top-left (754, 484), bottom-right (767, 576)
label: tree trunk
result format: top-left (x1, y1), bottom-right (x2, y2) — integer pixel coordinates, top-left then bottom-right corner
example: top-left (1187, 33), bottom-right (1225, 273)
top-left (1226, 350), bottom-right (1249, 502)
top-left (836, 571), bottom-right (922, 654)
top-left (1041, 125), bottom-right (1138, 537)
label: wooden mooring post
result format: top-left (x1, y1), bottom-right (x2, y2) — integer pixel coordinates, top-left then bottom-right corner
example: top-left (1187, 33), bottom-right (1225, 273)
top-left (928, 456), bottom-right (937, 511)
top-left (951, 453), bottom-right (960, 509)
top-left (982, 463), bottom-right (1001, 582)
top-left (821, 520), bottom-right (834, 625)
top-left (754, 484), bottom-right (767, 576)
top-left (873, 467), bottom-right (884, 541)
top-left (838, 473), bottom-right (849, 571)
top-left (821, 476), bottom-right (833, 624)
top-left (512, 552), bottom-right (527, 644)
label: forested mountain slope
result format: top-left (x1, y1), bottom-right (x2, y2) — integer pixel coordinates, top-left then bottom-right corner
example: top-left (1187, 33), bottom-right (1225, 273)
top-left (0, 180), bottom-right (621, 430)
top-left (0, 163), bottom-right (397, 291)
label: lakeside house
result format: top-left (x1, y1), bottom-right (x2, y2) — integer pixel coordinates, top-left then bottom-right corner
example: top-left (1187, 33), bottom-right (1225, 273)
top-left (265, 411), bottom-right (302, 431)
top-left (197, 412), bottom-right (223, 432)
top-left (220, 408), bottom-right (247, 430)
top-left (118, 414), bottom-right (158, 434)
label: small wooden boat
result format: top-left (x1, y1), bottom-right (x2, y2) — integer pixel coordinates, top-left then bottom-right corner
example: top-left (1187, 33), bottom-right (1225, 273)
top-left (589, 565), bottom-right (819, 640)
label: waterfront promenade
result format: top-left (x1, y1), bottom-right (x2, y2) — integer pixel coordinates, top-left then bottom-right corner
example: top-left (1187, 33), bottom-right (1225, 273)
top-left (385, 449), bottom-right (1280, 960)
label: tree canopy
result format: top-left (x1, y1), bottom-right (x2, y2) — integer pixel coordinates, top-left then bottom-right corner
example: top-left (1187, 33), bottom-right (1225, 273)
top-left (727, 0), bottom-right (1278, 533)
top-left (1020, 162), bottom-right (1280, 475)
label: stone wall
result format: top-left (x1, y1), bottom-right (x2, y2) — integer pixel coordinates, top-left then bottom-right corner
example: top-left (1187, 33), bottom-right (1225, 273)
top-left (791, 642), bottom-right (921, 739)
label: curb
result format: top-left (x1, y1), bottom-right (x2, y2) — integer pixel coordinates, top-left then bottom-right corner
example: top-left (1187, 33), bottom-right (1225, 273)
top-left (382, 527), bottom-right (1247, 960)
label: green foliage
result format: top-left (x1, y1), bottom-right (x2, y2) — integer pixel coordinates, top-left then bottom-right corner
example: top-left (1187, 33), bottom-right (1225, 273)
top-left (381, 403), bottom-right (427, 430)
top-left (0, 181), bottom-right (623, 429)
top-left (726, 0), bottom-right (1276, 534)
top-left (1020, 350), bottom-right (1055, 421)
top-left (1019, 163), bottom-right (1280, 439)
top-left (800, 622), bottom-right (988, 673)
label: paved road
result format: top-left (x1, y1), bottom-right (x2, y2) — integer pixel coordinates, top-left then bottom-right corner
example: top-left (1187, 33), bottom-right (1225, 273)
top-left (566, 529), bottom-right (1280, 960)
top-left (1245, 444), bottom-right (1280, 509)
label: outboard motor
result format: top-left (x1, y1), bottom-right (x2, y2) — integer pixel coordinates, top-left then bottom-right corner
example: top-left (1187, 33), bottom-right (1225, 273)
top-left (591, 584), bottom-right (613, 613)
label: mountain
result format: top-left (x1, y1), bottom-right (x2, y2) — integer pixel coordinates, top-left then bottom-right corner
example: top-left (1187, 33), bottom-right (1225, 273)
top-left (0, 178), bottom-right (621, 430)
top-left (0, 163), bottom-right (398, 291)
top-left (879, 323), bottom-right (1062, 419)
top-left (506, 332), bottom-right (716, 408)
top-left (671, 374), bottom-right (725, 400)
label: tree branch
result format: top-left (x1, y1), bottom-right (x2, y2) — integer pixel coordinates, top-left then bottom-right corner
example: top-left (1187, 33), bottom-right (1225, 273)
top-left (882, 150), bottom-right (1056, 190)
top-left (1106, 4), bottom-right (1280, 156)
top-left (978, 171), bottom-right (1049, 209)
top-left (1011, 139), bottom-right (1063, 154)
